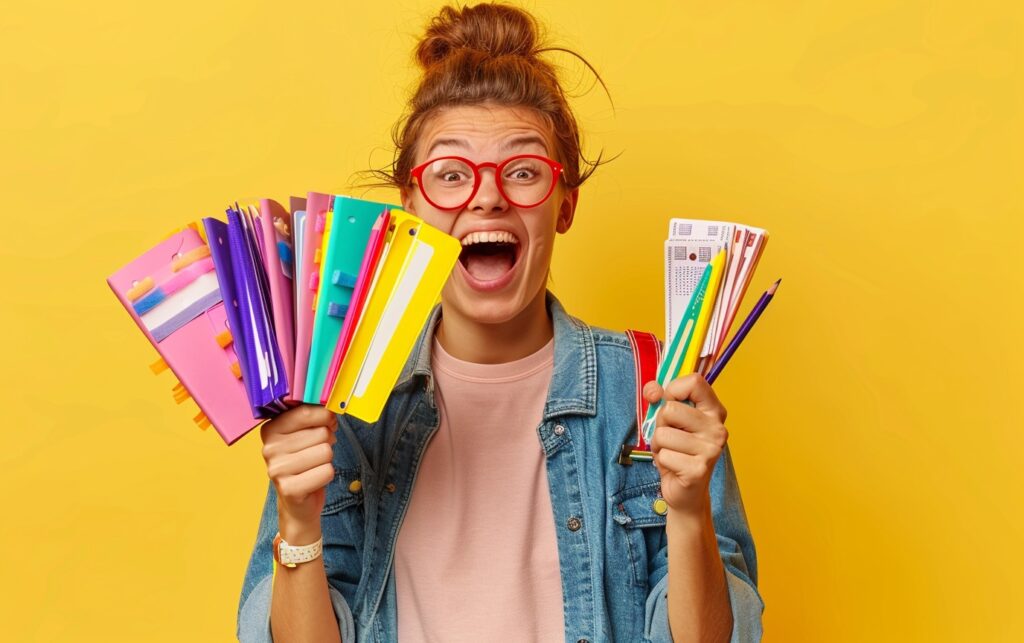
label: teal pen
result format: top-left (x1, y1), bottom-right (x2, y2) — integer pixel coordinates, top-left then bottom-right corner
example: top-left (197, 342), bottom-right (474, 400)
top-left (641, 263), bottom-right (713, 443)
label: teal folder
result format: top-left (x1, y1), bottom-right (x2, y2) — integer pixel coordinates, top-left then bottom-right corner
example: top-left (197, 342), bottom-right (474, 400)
top-left (302, 195), bottom-right (395, 402)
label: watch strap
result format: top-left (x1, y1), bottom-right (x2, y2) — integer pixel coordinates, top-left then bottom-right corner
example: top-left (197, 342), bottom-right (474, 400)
top-left (274, 532), bottom-right (323, 567)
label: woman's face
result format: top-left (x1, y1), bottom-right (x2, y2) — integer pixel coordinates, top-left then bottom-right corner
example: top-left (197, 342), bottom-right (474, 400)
top-left (401, 104), bottom-right (578, 327)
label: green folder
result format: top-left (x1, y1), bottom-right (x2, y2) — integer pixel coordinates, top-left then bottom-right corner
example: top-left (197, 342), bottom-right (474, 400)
top-left (303, 195), bottom-right (396, 402)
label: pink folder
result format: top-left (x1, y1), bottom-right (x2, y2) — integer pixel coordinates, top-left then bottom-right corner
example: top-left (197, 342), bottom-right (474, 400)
top-left (292, 191), bottom-right (331, 400)
top-left (107, 226), bottom-right (259, 445)
top-left (256, 199), bottom-right (297, 402)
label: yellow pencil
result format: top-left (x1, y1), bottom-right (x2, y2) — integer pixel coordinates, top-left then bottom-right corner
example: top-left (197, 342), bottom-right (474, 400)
top-left (679, 249), bottom-right (727, 375)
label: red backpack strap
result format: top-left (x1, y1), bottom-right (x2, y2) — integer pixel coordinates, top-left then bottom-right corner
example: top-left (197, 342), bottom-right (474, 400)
top-left (620, 329), bottom-right (662, 464)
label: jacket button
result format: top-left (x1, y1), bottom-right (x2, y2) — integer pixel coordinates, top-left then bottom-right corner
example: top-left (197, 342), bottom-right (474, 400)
top-left (652, 498), bottom-right (668, 515)
top-left (553, 424), bottom-right (566, 436)
top-left (385, 482), bottom-right (396, 493)
top-left (577, 639), bottom-right (590, 643)
top-left (348, 479), bottom-right (362, 493)
top-left (567, 516), bottom-right (582, 531)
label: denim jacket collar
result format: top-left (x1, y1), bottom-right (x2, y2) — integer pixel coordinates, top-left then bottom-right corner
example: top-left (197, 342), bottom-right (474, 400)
top-left (393, 290), bottom-right (597, 420)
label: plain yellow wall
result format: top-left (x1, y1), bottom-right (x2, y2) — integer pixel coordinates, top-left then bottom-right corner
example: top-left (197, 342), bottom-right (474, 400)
top-left (2, 1), bottom-right (1021, 641)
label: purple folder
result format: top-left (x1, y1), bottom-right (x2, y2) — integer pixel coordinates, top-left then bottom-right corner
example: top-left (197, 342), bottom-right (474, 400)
top-left (204, 209), bottom-right (288, 418)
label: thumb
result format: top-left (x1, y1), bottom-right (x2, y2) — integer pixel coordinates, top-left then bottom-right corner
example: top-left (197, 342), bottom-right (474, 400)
top-left (642, 380), bottom-right (663, 404)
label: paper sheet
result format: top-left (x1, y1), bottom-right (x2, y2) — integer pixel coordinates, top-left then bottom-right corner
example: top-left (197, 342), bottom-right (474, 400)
top-left (665, 218), bottom-right (768, 374)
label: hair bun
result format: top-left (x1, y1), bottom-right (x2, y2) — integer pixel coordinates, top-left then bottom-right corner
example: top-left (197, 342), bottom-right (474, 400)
top-left (416, 3), bottom-right (540, 69)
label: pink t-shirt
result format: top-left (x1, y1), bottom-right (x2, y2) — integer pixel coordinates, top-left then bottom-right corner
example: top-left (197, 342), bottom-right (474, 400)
top-left (394, 336), bottom-right (564, 642)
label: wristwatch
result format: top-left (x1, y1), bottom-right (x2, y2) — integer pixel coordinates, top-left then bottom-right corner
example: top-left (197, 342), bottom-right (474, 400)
top-left (272, 532), bottom-right (323, 568)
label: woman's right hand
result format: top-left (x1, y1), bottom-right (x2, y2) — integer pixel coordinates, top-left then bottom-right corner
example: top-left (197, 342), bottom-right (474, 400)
top-left (260, 405), bottom-right (338, 535)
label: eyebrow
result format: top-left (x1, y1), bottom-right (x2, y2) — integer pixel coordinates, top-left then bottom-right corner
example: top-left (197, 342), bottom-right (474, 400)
top-left (424, 138), bottom-right (469, 158)
top-left (500, 135), bottom-right (550, 154)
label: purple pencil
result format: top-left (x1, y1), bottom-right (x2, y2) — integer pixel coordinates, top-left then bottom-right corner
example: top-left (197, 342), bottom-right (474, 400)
top-left (706, 278), bottom-right (781, 385)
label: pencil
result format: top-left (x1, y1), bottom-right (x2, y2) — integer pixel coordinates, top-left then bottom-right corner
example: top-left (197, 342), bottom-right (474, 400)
top-left (640, 262), bottom-right (713, 443)
top-left (706, 278), bottom-right (780, 385)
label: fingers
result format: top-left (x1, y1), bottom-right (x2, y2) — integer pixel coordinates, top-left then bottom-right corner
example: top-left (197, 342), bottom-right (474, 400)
top-left (661, 373), bottom-right (727, 422)
top-left (266, 441), bottom-right (336, 480)
top-left (650, 423), bottom-right (727, 454)
top-left (654, 448), bottom-right (710, 488)
top-left (643, 375), bottom-right (727, 423)
top-left (262, 425), bottom-right (336, 459)
top-left (261, 405), bottom-right (337, 438)
top-left (650, 424), bottom-right (705, 455)
top-left (259, 405), bottom-right (339, 512)
top-left (276, 462), bottom-right (336, 505)
top-left (655, 398), bottom-right (720, 436)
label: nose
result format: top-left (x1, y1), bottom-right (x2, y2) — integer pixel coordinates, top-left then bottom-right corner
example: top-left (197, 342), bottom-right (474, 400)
top-left (466, 165), bottom-right (508, 214)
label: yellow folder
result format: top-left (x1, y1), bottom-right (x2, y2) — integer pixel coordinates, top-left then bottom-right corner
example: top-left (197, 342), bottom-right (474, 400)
top-left (324, 210), bottom-right (461, 422)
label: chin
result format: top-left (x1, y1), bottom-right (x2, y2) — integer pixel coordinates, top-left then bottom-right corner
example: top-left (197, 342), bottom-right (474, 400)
top-left (442, 278), bottom-right (540, 326)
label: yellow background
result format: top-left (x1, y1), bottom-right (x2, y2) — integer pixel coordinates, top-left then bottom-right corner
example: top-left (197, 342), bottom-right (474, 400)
top-left (2, 0), bottom-right (1021, 640)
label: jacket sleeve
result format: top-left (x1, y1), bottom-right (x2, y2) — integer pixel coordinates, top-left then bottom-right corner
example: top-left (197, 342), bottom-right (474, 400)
top-left (644, 444), bottom-right (764, 642)
top-left (236, 480), bottom-right (356, 643)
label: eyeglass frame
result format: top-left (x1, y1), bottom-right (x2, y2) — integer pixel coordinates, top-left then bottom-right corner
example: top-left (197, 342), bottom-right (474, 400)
top-left (409, 154), bottom-right (565, 211)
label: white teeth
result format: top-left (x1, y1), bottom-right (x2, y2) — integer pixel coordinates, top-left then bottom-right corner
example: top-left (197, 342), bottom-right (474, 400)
top-left (460, 230), bottom-right (519, 246)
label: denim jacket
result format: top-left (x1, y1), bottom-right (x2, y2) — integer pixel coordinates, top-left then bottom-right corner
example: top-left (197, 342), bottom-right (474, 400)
top-left (238, 292), bottom-right (763, 642)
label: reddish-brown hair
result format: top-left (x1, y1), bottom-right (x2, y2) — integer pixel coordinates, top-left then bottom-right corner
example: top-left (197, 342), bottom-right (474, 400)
top-left (379, 2), bottom-right (608, 191)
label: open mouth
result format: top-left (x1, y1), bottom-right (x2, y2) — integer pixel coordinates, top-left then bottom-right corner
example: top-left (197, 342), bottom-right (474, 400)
top-left (458, 230), bottom-right (522, 286)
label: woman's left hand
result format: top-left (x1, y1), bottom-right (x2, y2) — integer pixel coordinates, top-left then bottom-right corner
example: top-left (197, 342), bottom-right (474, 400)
top-left (644, 373), bottom-right (729, 516)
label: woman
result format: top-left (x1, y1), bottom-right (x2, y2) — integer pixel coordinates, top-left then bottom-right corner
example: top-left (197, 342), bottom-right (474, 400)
top-left (238, 4), bottom-right (762, 642)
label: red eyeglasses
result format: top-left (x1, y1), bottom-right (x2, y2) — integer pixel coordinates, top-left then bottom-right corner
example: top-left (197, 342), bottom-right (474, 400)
top-left (410, 154), bottom-right (564, 211)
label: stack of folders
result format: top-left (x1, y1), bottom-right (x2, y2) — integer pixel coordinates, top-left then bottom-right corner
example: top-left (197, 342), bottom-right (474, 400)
top-left (664, 219), bottom-right (769, 378)
top-left (107, 194), bottom-right (461, 445)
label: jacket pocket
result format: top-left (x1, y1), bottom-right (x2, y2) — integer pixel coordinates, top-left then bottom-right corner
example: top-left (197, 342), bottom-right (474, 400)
top-left (610, 480), bottom-right (667, 588)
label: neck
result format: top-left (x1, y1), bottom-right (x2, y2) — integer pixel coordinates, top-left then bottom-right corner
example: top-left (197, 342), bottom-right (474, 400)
top-left (436, 289), bottom-right (553, 364)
